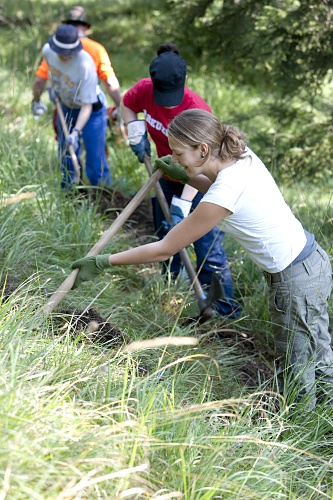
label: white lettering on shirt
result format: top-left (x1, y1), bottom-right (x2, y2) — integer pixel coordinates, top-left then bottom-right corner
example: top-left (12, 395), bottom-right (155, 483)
top-left (144, 110), bottom-right (168, 136)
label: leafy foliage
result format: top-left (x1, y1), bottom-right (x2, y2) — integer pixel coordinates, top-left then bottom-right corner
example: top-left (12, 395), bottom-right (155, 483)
top-left (249, 100), bottom-right (333, 184)
top-left (159, 0), bottom-right (333, 180)
top-left (164, 0), bottom-right (333, 94)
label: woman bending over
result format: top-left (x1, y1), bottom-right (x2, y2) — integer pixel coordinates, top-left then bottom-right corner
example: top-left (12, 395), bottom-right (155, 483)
top-left (72, 108), bottom-right (333, 409)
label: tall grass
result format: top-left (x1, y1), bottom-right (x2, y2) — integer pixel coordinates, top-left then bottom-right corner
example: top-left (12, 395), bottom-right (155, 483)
top-left (1, 293), bottom-right (333, 498)
top-left (0, 1), bottom-right (333, 498)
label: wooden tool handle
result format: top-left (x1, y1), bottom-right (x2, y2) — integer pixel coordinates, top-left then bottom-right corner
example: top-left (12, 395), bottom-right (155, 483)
top-left (42, 169), bottom-right (163, 314)
top-left (143, 156), bottom-right (210, 313)
top-left (55, 96), bottom-right (81, 179)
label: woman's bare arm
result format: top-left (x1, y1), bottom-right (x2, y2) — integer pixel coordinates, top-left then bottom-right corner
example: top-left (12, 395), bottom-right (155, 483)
top-left (109, 202), bottom-right (231, 266)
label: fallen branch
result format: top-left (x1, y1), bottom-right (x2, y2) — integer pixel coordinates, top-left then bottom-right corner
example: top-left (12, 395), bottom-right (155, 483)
top-left (1, 192), bottom-right (36, 206)
top-left (123, 336), bottom-right (199, 352)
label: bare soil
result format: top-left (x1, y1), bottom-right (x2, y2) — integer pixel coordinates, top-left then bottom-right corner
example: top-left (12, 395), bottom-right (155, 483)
top-left (78, 186), bottom-right (156, 236)
top-left (49, 307), bottom-right (131, 348)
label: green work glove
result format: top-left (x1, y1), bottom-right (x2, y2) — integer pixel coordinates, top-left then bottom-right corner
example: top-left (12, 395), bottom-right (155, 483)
top-left (71, 254), bottom-right (111, 289)
top-left (154, 155), bottom-right (189, 183)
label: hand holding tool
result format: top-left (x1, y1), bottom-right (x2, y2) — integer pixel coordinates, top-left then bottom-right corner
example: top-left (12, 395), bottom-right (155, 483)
top-left (54, 95), bottom-right (81, 179)
top-left (31, 100), bottom-right (47, 119)
top-left (145, 156), bottom-right (223, 319)
top-left (162, 195), bottom-right (192, 231)
top-left (71, 255), bottom-right (111, 288)
top-left (66, 130), bottom-right (80, 151)
top-left (127, 120), bottom-right (151, 163)
top-left (154, 155), bottom-right (189, 183)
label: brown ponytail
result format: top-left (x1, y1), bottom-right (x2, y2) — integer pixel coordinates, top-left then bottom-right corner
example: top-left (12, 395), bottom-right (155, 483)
top-left (219, 124), bottom-right (247, 161)
top-left (168, 109), bottom-right (247, 162)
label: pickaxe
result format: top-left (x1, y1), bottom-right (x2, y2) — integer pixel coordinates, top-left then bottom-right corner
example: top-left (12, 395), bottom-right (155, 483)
top-left (144, 156), bottom-right (223, 320)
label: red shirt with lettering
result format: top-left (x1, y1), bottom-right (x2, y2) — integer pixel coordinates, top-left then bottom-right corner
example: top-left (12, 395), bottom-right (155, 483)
top-left (123, 78), bottom-right (212, 157)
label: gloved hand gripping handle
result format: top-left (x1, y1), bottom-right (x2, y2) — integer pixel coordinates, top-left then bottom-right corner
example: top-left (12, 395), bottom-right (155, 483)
top-left (144, 155), bottom-right (223, 318)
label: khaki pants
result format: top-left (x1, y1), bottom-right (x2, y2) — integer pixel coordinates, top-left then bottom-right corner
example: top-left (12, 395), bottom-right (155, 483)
top-left (264, 243), bottom-right (333, 409)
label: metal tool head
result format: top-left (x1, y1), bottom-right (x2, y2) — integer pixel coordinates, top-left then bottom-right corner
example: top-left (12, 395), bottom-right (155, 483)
top-left (198, 272), bottom-right (225, 315)
top-left (207, 272), bottom-right (225, 304)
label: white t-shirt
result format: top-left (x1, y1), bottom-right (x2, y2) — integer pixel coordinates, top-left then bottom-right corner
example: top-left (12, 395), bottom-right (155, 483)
top-left (201, 149), bottom-right (306, 272)
top-left (42, 44), bottom-right (98, 109)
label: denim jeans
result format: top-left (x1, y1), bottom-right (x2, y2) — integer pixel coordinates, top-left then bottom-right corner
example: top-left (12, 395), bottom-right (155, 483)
top-left (265, 243), bottom-right (333, 408)
top-left (57, 91), bottom-right (111, 188)
top-left (153, 177), bottom-right (240, 317)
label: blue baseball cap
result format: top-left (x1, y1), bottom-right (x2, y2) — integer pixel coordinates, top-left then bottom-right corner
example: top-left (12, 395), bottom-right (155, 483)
top-left (149, 52), bottom-right (186, 106)
top-left (48, 24), bottom-right (83, 56)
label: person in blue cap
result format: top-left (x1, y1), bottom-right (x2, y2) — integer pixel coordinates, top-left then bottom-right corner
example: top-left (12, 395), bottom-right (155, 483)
top-left (32, 24), bottom-right (112, 189)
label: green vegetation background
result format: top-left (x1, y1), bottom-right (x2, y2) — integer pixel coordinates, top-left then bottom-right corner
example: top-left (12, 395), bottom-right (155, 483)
top-left (0, 0), bottom-right (333, 498)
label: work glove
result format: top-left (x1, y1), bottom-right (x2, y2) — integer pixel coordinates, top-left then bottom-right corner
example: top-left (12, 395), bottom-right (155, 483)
top-left (31, 100), bottom-right (48, 119)
top-left (154, 155), bottom-right (189, 183)
top-left (110, 106), bottom-right (125, 131)
top-left (66, 130), bottom-right (80, 152)
top-left (127, 120), bottom-right (151, 163)
top-left (71, 255), bottom-right (112, 289)
top-left (162, 195), bottom-right (192, 232)
top-left (111, 106), bottom-right (122, 123)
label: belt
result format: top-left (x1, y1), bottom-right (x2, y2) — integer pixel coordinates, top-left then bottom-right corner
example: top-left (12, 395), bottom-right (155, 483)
top-left (262, 270), bottom-right (286, 285)
top-left (92, 98), bottom-right (103, 112)
top-left (263, 244), bottom-right (319, 285)
top-left (59, 99), bottom-right (102, 112)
